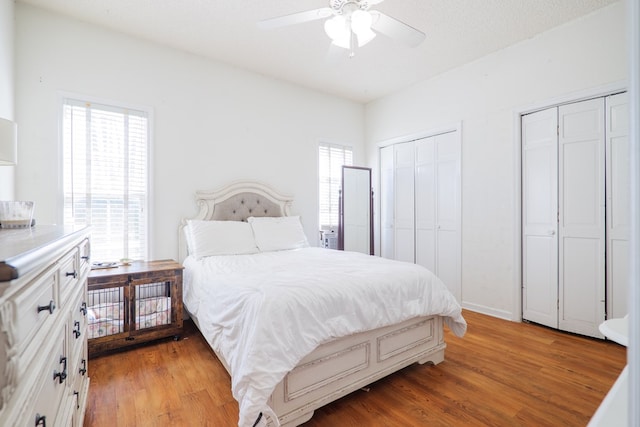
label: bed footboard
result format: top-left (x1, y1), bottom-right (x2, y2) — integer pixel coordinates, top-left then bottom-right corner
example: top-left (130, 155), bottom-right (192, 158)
top-left (268, 315), bottom-right (445, 427)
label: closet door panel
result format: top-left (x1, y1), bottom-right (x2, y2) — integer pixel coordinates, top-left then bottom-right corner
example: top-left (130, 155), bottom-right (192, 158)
top-left (380, 145), bottom-right (395, 259)
top-left (558, 98), bottom-right (605, 337)
top-left (415, 137), bottom-right (436, 271)
top-left (394, 142), bottom-right (415, 263)
top-left (437, 229), bottom-right (460, 300)
top-left (381, 130), bottom-right (461, 301)
top-left (606, 92), bottom-right (630, 318)
top-left (435, 132), bottom-right (461, 301)
top-left (522, 107), bottom-right (559, 328)
top-left (561, 238), bottom-right (603, 330)
top-left (610, 240), bottom-right (629, 318)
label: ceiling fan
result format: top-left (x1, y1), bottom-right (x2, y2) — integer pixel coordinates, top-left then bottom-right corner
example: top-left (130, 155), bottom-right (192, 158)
top-left (258, 0), bottom-right (426, 53)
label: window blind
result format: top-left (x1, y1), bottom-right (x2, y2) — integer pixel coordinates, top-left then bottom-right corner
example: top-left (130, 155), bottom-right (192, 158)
top-left (62, 98), bottom-right (149, 262)
top-left (319, 142), bottom-right (353, 230)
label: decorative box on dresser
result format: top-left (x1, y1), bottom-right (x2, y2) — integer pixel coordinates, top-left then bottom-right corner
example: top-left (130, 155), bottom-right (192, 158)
top-left (0, 225), bottom-right (91, 427)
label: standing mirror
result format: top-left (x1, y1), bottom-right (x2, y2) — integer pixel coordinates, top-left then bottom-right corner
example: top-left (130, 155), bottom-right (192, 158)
top-left (339, 166), bottom-right (373, 255)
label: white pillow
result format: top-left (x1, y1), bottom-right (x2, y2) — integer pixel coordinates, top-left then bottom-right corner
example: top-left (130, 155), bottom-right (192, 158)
top-left (248, 216), bottom-right (309, 252)
top-left (185, 220), bottom-right (259, 259)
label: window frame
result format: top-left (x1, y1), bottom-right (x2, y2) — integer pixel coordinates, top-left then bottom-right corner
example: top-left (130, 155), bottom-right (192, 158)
top-left (58, 92), bottom-right (154, 260)
top-left (318, 140), bottom-right (353, 231)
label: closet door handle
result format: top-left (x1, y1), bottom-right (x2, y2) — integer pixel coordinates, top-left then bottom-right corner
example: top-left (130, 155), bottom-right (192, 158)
top-left (547, 230), bottom-right (556, 236)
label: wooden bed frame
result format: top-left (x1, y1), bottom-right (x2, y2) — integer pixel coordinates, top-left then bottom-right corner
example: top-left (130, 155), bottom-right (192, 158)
top-left (178, 181), bottom-right (447, 427)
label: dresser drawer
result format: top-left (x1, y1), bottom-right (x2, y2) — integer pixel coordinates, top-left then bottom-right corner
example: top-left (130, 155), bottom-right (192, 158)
top-left (78, 238), bottom-right (91, 276)
top-left (13, 265), bottom-right (59, 359)
top-left (59, 248), bottom-right (80, 301)
top-left (69, 286), bottom-right (88, 362)
top-left (28, 328), bottom-right (67, 427)
top-left (70, 340), bottom-right (89, 427)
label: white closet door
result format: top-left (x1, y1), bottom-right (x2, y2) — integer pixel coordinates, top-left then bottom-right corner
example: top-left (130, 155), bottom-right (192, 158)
top-left (394, 142), bottom-right (415, 263)
top-left (380, 145), bottom-right (395, 259)
top-left (434, 131), bottom-right (462, 301)
top-left (606, 92), bottom-right (630, 319)
top-left (522, 107), bottom-right (559, 328)
top-left (415, 136), bottom-right (436, 272)
top-left (558, 98), bottom-right (605, 338)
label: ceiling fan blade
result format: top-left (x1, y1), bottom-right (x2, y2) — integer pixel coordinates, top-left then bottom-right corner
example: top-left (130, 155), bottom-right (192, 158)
top-left (258, 7), bottom-right (333, 30)
top-left (371, 11), bottom-right (425, 47)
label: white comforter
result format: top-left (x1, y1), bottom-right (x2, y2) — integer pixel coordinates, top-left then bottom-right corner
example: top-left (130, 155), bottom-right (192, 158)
top-left (183, 247), bottom-right (466, 427)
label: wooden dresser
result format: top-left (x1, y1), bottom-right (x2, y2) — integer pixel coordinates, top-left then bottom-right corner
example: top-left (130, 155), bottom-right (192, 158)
top-left (0, 225), bottom-right (91, 427)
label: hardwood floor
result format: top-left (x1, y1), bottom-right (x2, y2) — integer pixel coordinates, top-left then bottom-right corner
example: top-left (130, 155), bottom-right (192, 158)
top-left (84, 310), bottom-right (626, 426)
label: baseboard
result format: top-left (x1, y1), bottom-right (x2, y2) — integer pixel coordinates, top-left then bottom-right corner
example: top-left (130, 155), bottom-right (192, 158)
top-left (462, 302), bottom-right (517, 322)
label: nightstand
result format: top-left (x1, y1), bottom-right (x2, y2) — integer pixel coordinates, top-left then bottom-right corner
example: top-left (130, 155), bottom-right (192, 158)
top-left (86, 259), bottom-right (183, 356)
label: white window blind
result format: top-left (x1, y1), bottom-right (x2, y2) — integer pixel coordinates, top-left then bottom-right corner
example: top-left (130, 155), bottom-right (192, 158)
top-left (62, 98), bottom-right (150, 262)
top-left (319, 142), bottom-right (353, 230)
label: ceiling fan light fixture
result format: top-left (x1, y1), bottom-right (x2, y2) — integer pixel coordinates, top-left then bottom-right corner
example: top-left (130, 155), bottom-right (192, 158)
top-left (324, 15), bottom-right (351, 49)
top-left (351, 10), bottom-right (376, 47)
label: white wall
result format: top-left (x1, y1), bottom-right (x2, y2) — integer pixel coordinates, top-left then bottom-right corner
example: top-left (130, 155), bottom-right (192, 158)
top-left (364, 2), bottom-right (627, 319)
top-left (15, 4), bottom-right (364, 260)
top-left (0, 0), bottom-right (15, 199)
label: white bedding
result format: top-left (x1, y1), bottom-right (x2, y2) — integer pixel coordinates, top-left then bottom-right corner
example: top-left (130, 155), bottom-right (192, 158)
top-left (183, 247), bottom-right (466, 427)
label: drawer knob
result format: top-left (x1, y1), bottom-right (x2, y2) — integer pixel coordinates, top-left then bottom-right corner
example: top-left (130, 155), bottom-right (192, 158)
top-left (53, 356), bottom-right (67, 384)
top-left (35, 414), bottom-right (46, 427)
top-left (79, 359), bottom-right (87, 376)
top-left (66, 271), bottom-right (77, 279)
top-left (37, 300), bottom-right (55, 314)
top-left (73, 321), bottom-right (82, 339)
top-left (80, 302), bottom-right (87, 316)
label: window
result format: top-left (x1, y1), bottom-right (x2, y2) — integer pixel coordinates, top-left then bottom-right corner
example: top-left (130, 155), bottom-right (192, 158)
top-left (62, 97), bottom-right (150, 262)
top-left (318, 142), bottom-right (352, 230)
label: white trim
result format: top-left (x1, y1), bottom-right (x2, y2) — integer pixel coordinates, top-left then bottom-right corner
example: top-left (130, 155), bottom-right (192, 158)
top-left (57, 90), bottom-right (155, 118)
top-left (513, 80), bottom-right (627, 116)
top-left (511, 111), bottom-right (523, 322)
top-left (376, 122), bottom-right (462, 148)
top-left (627, 0), bottom-right (640, 422)
top-left (512, 84), bottom-right (628, 324)
top-left (461, 302), bottom-right (513, 322)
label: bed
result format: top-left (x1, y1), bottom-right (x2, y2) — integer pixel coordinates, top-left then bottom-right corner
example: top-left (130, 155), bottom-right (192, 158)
top-left (178, 181), bottom-right (466, 427)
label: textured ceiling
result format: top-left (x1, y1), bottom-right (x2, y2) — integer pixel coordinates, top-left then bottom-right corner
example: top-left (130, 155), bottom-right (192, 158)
top-left (17, 0), bottom-right (619, 103)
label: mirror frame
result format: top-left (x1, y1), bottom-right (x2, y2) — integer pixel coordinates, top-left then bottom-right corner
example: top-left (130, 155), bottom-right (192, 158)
top-left (338, 166), bottom-right (374, 255)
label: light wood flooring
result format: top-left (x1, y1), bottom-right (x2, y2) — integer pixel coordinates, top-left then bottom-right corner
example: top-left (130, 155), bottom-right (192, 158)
top-left (84, 310), bottom-right (627, 426)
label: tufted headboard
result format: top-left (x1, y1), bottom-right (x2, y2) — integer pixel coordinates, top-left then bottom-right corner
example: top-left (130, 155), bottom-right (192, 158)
top-left (178, 181), bottom-right (293, 262)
